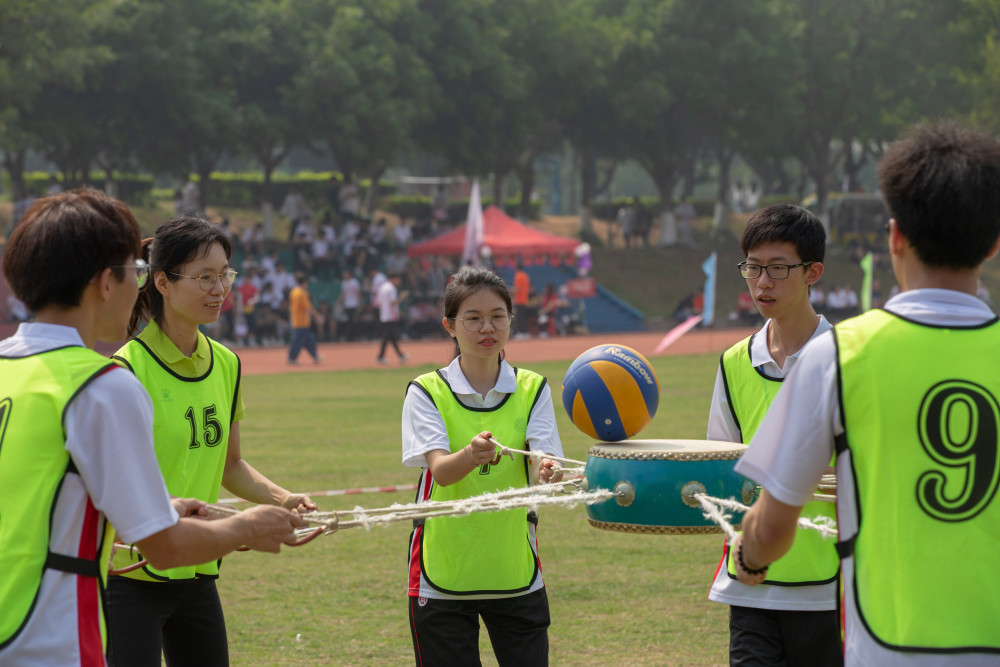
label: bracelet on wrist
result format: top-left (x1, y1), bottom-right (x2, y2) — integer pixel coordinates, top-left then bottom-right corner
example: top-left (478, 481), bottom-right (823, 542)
top-left (738, 541), bottom-right (768, 576)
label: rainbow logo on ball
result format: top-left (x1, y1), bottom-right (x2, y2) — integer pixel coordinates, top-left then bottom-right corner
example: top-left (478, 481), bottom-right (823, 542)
top-left (561, 344), bottom-right (660, 441)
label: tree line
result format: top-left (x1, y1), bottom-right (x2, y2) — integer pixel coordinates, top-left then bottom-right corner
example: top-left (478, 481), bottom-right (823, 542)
top-left (3, 0), bottom-right (1000, 233)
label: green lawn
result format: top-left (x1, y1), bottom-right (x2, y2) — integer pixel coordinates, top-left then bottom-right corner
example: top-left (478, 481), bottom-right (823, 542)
top-left (218, 353), bottom-right (731, 666)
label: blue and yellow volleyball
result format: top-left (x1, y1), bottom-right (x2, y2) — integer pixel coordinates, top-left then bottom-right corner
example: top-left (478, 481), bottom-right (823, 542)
top-left (561, 344), bottom-right (660, 441)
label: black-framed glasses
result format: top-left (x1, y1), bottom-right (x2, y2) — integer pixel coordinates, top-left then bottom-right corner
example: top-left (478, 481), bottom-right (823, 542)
top-left (170, 269), bottom-right (238, 292)
top-left (453, 313), bottom-right (514, 332)
top-left (111, 258), bottom-right (150, 288)
top-left (738, 261), bottom-right (812, 280)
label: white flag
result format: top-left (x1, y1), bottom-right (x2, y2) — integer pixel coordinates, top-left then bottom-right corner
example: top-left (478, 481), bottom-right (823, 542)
top-left (462, 178), bottom-right (484, 266)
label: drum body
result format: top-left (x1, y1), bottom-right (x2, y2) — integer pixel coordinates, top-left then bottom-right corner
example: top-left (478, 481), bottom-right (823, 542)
top-left (585, 439), bottom-right (750, 534)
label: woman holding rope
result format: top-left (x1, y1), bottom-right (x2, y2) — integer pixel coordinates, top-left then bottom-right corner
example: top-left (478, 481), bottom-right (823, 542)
top-left (107, 217), bottom-right (316, 666)
top-left (402, 267), bottom-right (564, 667)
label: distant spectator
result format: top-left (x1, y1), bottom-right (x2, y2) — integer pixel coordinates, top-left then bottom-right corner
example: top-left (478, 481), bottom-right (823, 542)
top-left (311, 230), bottom-right (336, 281)
top-left (871, 278), bottom-right (883, 309)
top-left (369, 267), bottom-right (388, 309)
top-left (405, 297), bottom-right (440, 339)
top-left (293, 232), bottom-right (314, 275)
top-left (617, 202), bottom-right (634, 247)
top-left (45, 175), bottom-right (63, 196)
top-left (730, 290), bottom-right (760, 325)
top-left (337, 269), bottom-right (362, 341)
top-left (219, 218), bottom-right (235, 249)
top-left (374, 273), bottom-right (409, 364)
top-left (270, 262), bottom-right (297, 296)
top-left (327, 175), bottom-right (341, 217)
top-left (385, 248), bottom-right (409, 276)
top-left (732, 179), bottom-right (745, 213)
top-left (241, 222), bottom-right (266, 256)
top-left (260, 280), bottom-right (284, 311)
top-left (180, 177), bottom-right (199, 215)
top-left (633, 196), bottom-right (652, 247)
top-left (675, 196), bottom-right (697, 247)
top-left (172, 188), bottom-right (183, 215)
top-left (393, 218), bottom-right (414, 248)
top-left (281, 186), bottom-right (313, 241)
top-left (219, 288), bottom-right (237, 342)
top-left (316, 300), bottom-right (336, 342)
top-left (342, 216), bottom-right (362, 244)
top-left (236, 273), bottom-right (260, 345)
top-left (370, 217), bottom-right (388, 252)
top-left (432, 185), bottom-right (449, 226)
top-left (538, 283), bottom-right (568, 337)
top-left (574, 242), bottom-right (592, 277)
top-left (259, 250), bottom-right (278, 277)
top-left (288, 273), bottom-right (322, 365)
top-left (512, 261), bottom-right (531, 309)
top-left (339, 175), bottom-right (360, 219)
top-left (12, 194), bottom-right (36, 230)
top-left (674, 290), bottom-right (704, 321)
top-left (809, 284), bottom-right (826, 313)
top-left (826, 283), bottom-right (859, 323)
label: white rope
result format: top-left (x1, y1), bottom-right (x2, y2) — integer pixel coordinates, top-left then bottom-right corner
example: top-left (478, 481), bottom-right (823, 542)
top-left (693, 493), bottom-right (839, 540)
top-left (205, 481), bottom-right (615, 541)
top-left (488, 437), bottom-right (587, 469)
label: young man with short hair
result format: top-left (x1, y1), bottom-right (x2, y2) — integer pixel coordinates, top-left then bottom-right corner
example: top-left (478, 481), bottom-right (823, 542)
top-left (733, 121), bottom-right (1000, 665)
top-left (0, 190), bottom-right (304, 665)
top-left (707, 203), bottom-right (841, 666)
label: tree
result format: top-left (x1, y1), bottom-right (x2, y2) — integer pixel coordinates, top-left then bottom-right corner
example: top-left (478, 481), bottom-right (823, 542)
top-left (232, 0), bottom-right (312, 235)
top-left (0, 0), bottom-right (111, 200)
top-left (783, 0), bottom-right (981, 230)
top-left (295, 0), bottom-right (433, 216)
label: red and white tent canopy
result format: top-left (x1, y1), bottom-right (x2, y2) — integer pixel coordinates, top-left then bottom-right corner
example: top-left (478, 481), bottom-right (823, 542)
top-left (406, 206), bottom-right (580, 263)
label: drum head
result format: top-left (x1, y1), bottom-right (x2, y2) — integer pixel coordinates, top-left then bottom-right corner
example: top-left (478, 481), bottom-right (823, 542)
top-left (588, 439), bottom-right (746, 461)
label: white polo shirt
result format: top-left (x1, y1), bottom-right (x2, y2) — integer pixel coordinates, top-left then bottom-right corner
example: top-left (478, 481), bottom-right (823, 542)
top-left (0, 323), bottom-right (178, 666)
top-left (706, 315), bottom-right (835, 610)
top-left (738, 289), bottom-right (998, 666)
top-left (401, 357), bottom-right (564, 600)
top-left (402, 357), bottom-right (564, 468)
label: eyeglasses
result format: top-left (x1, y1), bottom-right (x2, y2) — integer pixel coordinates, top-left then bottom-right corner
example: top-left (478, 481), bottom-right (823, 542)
top-left (452, 313), bottom-right (514, 332)
top-left (170, 269), bottom-right (238, 292)
top-left (111, 259), bottom-right (150, 288)
top-left (738, 261), bottom-right (812, 280)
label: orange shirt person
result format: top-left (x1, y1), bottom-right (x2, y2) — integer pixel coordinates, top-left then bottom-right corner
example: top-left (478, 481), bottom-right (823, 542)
top-left (513, 262), bottom-right (531, 307)
top-left (288, 273), bottom-right (322, 364)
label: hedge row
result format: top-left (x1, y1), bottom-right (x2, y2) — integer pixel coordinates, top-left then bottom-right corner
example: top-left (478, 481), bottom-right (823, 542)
top-left (177, 172), bottom-right (397, 209)
top-left (588, 194), bottom-right (797, 220)
top-left (384, 196), bottom-right (542, 222)
top-left (23, 171), bottom-right (397, 209)
top-left (24, 171), bottom-right (153, 204)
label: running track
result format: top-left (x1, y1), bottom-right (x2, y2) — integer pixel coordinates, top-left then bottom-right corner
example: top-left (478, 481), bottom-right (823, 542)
top-left (239, 328), bottom-right (756, 376)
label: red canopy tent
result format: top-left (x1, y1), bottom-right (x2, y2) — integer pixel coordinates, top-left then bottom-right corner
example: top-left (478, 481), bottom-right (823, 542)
top-left (406, 206), bottom-right (580, 265)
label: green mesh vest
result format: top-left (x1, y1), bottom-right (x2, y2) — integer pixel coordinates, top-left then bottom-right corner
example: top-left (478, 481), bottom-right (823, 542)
top-left (111, 336), bottom-right (240, 581)
top-left (721, 334), bottom-right (839, 586)
top-left (0, 347), bottom-right (116, 647)
top-left (836, 309), bottom-right (1000, 652)
top-left (412, 368), bottom-right (546, 595)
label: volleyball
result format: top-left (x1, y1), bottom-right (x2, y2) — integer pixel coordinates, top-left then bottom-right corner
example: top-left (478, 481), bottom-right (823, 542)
top-left (561, 344), bottom-right (660, 441)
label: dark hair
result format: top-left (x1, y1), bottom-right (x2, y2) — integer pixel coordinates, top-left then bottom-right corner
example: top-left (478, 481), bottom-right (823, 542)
top-left (128, 216), bottom-right (232, 335)
top-left (740, 203), bottom-right (825, 264)
top-left (878, 121), bottom-right (1000, 268)
top-left (443, 268), bottom-right (513, 359)
top-left (3, 189), bottom-right (140, 312)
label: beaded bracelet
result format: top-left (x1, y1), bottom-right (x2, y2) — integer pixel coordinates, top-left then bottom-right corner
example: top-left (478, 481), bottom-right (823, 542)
top-left (737, 541), bottom-right (768, 576)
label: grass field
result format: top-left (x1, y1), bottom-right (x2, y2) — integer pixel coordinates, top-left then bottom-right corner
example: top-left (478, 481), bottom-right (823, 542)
top-left (218, 352), bottom-right (731, 666)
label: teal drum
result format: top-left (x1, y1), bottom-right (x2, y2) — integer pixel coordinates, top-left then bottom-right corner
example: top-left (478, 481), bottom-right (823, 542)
top-left (585, 439), bottom-right (753, 534)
